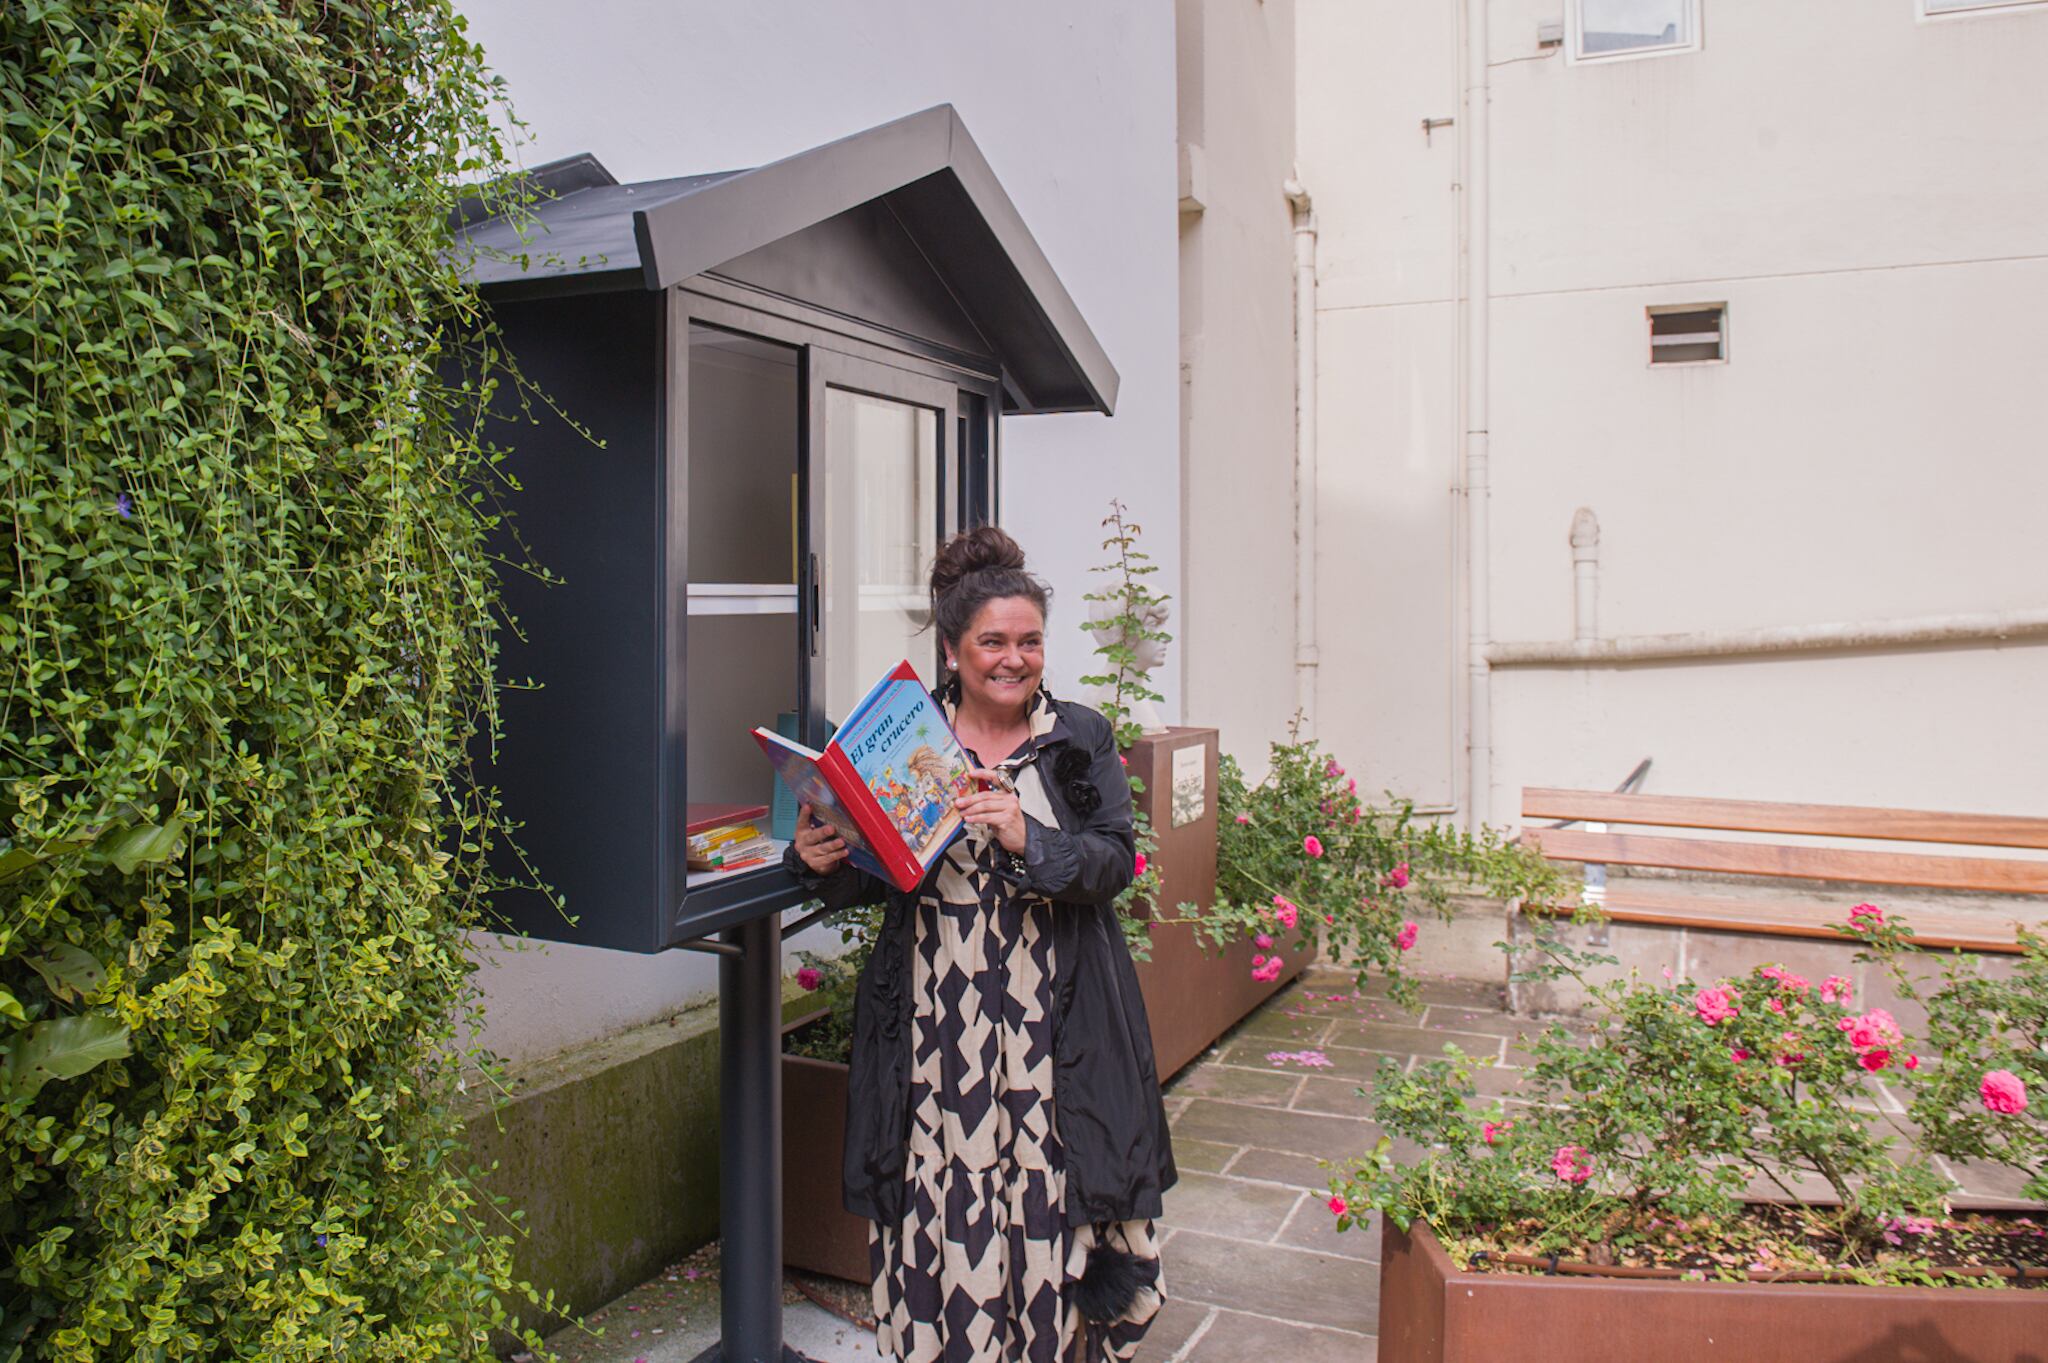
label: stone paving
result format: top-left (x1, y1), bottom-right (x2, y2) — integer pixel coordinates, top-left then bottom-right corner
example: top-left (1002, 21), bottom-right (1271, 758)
top-left (1129, 962), bottom-right (1517, 1363)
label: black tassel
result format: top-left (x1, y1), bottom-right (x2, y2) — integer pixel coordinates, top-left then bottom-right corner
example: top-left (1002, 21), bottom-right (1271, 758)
top-left (1074, 1244), bottom-right (1157, 1324)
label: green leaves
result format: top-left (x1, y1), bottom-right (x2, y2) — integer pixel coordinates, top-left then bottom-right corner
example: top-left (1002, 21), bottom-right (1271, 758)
top-left (100, 819), bottom-right (180, 874)
top-left (22, 944), bottom-right (104, 1002)
top-left (0, 0), bottom-right (554, 1354)
top-left (1, 1014), bottom-right (130, 1101)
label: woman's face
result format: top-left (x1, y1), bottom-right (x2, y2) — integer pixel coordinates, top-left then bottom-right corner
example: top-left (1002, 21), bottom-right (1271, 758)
top-left (947, 596), bottom-right (1046, 715)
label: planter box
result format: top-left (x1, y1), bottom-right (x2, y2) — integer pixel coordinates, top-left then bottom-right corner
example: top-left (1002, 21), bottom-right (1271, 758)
top-left (1379, 1218), bottom-right (2048, 1363)
top-left (781, 1016), bottom-right (870, 1283)
top-left (1126, 727), bottom-right (1312, 1079)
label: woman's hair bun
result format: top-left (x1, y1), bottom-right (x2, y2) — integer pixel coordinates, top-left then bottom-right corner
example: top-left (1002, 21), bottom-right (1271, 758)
top-left (927, 526), bottom-right (1049, 646)
top-left (928, 525), bottom-right (1027, 599)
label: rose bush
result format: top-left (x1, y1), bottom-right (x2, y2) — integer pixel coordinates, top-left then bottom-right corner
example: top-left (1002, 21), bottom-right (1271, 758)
top-left (1851, 916), bottom-right (2046, 1202)
top-left (1160, 735), bottom-right (1566, 1002)
top-left (1330, 905), bottom-right (2048, 1282)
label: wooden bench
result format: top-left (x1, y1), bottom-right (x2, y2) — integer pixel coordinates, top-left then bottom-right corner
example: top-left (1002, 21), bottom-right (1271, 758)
top-left (1519, 788), bottom-right (2048, 954)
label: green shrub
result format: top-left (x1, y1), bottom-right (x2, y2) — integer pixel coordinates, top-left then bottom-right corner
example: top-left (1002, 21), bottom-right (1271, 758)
top-left (0, 2), bottom-right (554, 1356)
top-left (1164, 736), bottom-right (1566, 1001)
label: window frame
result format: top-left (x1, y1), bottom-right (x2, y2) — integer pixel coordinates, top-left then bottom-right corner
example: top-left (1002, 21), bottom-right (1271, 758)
top-left (1645, 302), bottom-right (1729, 368)
top-left (1566, 0), bottom-right (1704, 65)
top-left (1918, 0), bottom-right (2048, 20)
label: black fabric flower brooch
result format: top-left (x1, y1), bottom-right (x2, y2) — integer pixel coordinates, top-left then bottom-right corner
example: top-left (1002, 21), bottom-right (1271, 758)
top-left (1052, 747), bottom-right (1100, 817)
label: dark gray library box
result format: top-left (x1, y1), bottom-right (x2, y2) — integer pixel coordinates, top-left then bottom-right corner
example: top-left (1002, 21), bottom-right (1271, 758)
top-left (460, 105), bottom-right (1119, 953)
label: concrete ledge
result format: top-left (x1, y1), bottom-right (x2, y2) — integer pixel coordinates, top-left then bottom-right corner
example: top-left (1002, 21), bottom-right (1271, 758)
top-left (462, 1000), bottom-right (725, 1333)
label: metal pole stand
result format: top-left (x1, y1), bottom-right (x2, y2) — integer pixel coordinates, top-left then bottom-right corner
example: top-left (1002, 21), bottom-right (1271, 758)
top-left (690, 912), bottom-right (815, 1363)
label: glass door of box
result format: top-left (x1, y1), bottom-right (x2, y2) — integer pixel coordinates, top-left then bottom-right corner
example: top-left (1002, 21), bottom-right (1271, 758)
top-left (808, 349), bottom-right (958, 743)
top-left (682, 322), bottom-right (802, 886)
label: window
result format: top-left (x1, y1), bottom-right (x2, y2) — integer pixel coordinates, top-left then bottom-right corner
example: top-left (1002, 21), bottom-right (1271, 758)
top-left (1920, 0), bottom-right (2047, 17)
top-left (1647, 304), bottom-right (1726, 365)
top-left (1569, 0), bottom-right (1701, 62)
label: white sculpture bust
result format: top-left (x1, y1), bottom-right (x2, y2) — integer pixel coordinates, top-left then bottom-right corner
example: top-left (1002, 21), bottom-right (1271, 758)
top-left (1086, 597), bottom-right (1172, 734)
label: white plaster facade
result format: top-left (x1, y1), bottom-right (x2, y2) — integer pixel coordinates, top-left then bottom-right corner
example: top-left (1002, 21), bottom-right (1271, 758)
top-left (1288, 0), bottom-right (2048, 823)
top-left (457, 0), bottom-right (2048, 1069)
top-left (456, 1), bottom-right (1180, 1066)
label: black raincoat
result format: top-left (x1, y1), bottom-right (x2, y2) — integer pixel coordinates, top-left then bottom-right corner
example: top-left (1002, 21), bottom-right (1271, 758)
top-left (782, 690), bottom-right (1178, 1228)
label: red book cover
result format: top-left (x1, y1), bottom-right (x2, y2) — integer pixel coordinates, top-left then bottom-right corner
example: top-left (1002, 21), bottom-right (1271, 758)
top-left (685, 802), bottom-right (770, 836)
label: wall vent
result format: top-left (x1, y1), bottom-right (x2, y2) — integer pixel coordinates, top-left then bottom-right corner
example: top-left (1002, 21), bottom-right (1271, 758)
top-left (1648, 304), bottom-right (1726, 365)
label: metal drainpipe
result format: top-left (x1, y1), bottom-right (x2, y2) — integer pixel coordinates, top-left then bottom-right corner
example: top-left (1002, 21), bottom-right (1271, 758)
top-left (1462, 0), bottom-right (1493, 832)
top-left (1571, 508), bottom-right (1600, 642)
top-left (1285, 176), bottom-right (1319, 738)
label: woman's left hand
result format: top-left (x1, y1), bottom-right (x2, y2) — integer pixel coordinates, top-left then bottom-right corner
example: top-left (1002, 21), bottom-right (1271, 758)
top-left (956, 769), bottom-right (1028, 854)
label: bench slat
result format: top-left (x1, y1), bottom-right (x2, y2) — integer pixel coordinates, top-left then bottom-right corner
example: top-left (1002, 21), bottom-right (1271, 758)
top-left (1522, 788), bottom-right (2048, 851)
top-left (1523, 827), bottom-right (2048, 896)
top-left (1595, 886), bottom-right (2027, 954)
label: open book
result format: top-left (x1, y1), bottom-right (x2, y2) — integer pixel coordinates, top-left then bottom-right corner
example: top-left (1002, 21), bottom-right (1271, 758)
top-left (752, 660), bottom-right (978, 893)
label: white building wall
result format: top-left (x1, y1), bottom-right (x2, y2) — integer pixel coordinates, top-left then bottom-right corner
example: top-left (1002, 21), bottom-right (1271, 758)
top-left (456, 1), bottom-right (1179, 1066)
top-left (1177, 0), bottom-right (1302, 765)
top-left (1299, 0), bottom-right (2048, 827)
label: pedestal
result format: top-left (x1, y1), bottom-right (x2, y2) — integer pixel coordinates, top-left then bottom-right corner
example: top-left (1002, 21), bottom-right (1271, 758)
top-left (1126, 726), bottom-right (1313, 1079)
top-left (689, 912), bottom-right (815, 1363)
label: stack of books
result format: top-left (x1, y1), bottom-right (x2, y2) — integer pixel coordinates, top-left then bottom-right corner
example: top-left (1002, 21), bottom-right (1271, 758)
top-left (686, 803), bottom-right (774, 873)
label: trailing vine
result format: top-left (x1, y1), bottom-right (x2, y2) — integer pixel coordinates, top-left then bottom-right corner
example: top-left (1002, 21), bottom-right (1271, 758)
top-left (0, 3), bottom-right (556, 1357)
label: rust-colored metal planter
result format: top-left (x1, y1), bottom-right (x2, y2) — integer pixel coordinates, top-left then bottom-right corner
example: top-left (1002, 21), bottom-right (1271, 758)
top-left (1125, 727), bottom-right (1312, 1080)
top-left (781, 1021), bottom-right (870, 1283)
top-left (1379, 1218), bottom-right (2048, 1363)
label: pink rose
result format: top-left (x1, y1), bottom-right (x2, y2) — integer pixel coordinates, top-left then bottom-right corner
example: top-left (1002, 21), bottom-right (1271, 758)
top-left (1252, 956), bottom-right (1285, 983)
top-left (1982, 1070), bottom-right (2029, 1115)
top-left (796, 967), bottom-right (822, 992)
top-left (1482, 1119), bottom-right (1512, 1145)
top-left (1394, 920), bottom-right (1418, 952)
top-left (1346, 777), bottom-right (1357, 794)
top-left (1273, 895), bottom-right (1299, 931)
top-left (1730, 1048), bottom-right (1751, 1062)
top-left (1903, 1054), bottom-right (1921, 1071)
top-left (1328, 1194), bottom-right (1348, 1216)
top-left (1134, 853), bottom-right (1147, 877)
top-left (1381, 863), bottom-right (1411, 890)
top-left (1234, 813), bottom-right (1251, 824)
top-left (1252, 954), bottom-right (1268, 968)
top-left (1693, 987), bottom-right (1739, 1026)
top-left (1848, 902), bottom-right (1885, 929)
top-left (1303, 834), bottom-right (1324, 858)
top-left (1820, 975), bottom-right (1852, 1004)
top-left (1255, 933), bottom-right (1275, 949)
top-left (1550, 1145), bottom-right (1594, 1185)
top-left (1326, 759), bottom-right (1345, 778)
top-left (1859, 1050), bottom-right (1891, 1073)
top-left (1768, 997), bottom-right (1785, 1014)
top-left (1119, 754), bottom-right (1128, 766)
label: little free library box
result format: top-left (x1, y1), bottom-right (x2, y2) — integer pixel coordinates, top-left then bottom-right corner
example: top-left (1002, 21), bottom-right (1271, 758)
top-left (460, 105), bottom-right (1119, 954)
top-left (459, 106), bottom-right (1121, 1363)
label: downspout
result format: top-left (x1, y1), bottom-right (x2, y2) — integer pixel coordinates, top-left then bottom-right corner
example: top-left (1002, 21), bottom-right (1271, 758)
top-left (1461, 0), bottom-right (1493, 833)
top-left (1571, 508), bottom-right (1601, 642)
top-left (1285, 177), bottom-right (1319, 737)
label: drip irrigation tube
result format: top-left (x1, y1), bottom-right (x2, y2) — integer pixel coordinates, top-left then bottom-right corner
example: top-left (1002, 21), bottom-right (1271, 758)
top-left (1481, 1251), bottom-right (2048, 1285)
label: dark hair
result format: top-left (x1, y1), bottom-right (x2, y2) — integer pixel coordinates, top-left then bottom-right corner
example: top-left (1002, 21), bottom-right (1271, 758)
top-left (928, 525), bottom-right (1051, 648)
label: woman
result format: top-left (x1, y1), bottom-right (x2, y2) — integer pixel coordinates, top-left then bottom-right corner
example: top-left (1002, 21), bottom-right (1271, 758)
top-left (786, 526), bottom-right (1176, 1363)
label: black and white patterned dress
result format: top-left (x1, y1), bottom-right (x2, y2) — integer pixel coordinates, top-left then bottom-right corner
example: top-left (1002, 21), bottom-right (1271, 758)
top-left (870, 694), bottom-right (1165, 1363)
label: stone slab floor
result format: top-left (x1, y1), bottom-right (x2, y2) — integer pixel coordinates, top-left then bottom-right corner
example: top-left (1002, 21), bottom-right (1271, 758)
top-left (539, 956), bottom-right (2036, 1362)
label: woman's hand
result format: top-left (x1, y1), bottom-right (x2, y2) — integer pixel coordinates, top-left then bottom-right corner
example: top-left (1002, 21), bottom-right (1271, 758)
top-left (956, 769), bottom-right (1028, 855)
top-left (793, 804), bottom-right (850, 875)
